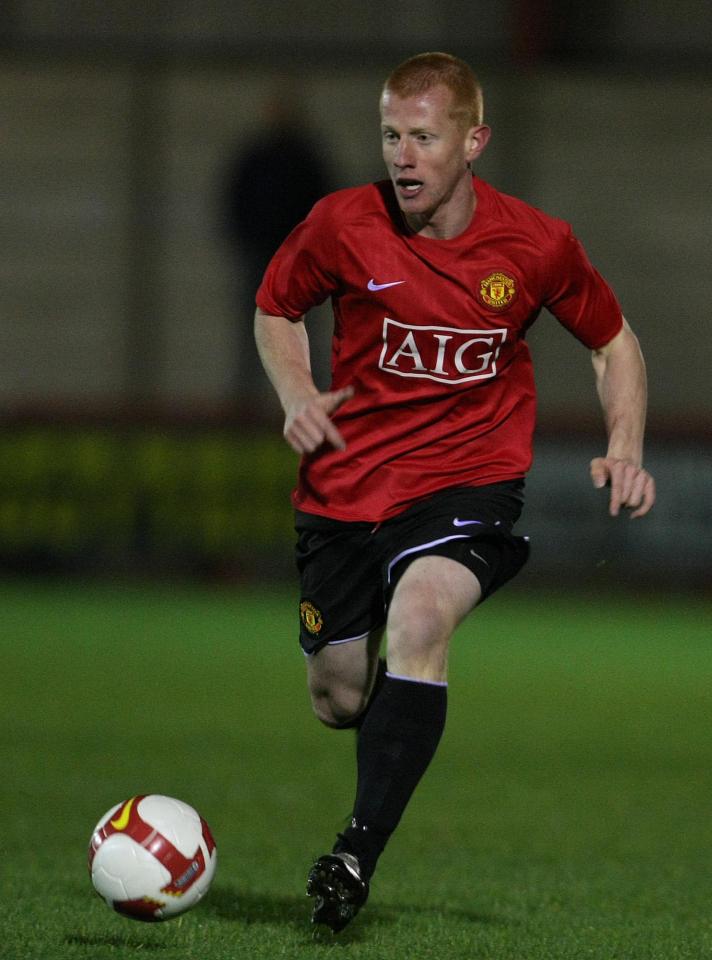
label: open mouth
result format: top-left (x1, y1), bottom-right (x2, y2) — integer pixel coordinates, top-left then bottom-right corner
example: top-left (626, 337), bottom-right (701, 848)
top-left (395, 177), bottom-right (424, 198)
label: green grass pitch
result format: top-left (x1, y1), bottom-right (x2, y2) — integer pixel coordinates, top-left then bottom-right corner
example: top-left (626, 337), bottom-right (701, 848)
top-left (2, 578), bottom-right (712, 959)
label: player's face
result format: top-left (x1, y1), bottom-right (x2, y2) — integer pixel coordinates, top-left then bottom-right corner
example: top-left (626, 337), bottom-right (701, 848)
top-left (380, 84), bottom-right (490, 238)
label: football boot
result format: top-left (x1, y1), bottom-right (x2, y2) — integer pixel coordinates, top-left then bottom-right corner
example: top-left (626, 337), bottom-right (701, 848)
top-left (306, 852), bottom-right (369, 932)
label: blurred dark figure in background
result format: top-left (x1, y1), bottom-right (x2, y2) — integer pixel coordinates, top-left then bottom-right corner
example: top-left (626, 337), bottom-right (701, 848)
top-left (511, 0), bottom-right (615, 64)
top-left (222, 86), bottom-right (331, 401)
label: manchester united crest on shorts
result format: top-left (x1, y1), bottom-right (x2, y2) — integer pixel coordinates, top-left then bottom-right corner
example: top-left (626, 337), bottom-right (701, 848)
top-left (300, 600), bottom-right (324, 635)
top-left (479, 271), bottom-right (516, 309)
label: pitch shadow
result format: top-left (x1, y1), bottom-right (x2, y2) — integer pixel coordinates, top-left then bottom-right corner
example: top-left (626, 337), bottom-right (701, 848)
top-left (203, 884), bottom-right (310, 928)
top-left (203, 883), bottom-right (392, 943)
top-left (65, 933), bottom-right (169, 950)
top-left (203, 882), bottom-right (507, 937)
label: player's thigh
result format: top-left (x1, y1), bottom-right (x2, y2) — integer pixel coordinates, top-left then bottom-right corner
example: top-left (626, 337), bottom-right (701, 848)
top-left (387, 554), bottom-right (482, 658)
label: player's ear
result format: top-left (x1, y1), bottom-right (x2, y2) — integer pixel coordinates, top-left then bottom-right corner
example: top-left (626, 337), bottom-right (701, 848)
top-left (466, 124), bottom-right (491, 163)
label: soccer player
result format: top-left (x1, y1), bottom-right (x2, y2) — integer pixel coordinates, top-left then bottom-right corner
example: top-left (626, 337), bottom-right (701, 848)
top-left (254, 52), bottom-right (656, 932)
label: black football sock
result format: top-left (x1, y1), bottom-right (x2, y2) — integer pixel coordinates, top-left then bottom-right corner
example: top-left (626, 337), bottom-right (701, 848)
top-left (334, 673), bottom-right (447, 879)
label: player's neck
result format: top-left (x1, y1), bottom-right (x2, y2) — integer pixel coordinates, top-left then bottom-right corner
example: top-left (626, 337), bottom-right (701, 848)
top-left (404, 178), bottom-right (476, 240)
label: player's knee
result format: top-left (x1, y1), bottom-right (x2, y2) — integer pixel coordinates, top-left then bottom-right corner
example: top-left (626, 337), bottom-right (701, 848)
top-left (388, 598), bottom-right (452, 653)
top-left (310, 684), bottom-right (367, 729)
top-left (385, 597), bottom-right (453, 680)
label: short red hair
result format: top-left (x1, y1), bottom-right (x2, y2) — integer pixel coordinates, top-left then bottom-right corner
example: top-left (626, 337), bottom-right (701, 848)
top-left (382, 52), bottom-right (484, 129)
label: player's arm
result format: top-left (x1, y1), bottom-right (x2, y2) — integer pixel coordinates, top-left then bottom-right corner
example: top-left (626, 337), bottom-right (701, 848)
top-left (254, 308), bottom-right (353, 454)
top-left (590, 318), bottom-right (656, 518)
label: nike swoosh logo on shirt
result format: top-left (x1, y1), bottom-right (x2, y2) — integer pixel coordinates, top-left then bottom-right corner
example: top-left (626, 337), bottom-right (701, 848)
top-left (453, 518), bottom-right (484, 527)
top-left (367, 278), bottom-right (406, 291)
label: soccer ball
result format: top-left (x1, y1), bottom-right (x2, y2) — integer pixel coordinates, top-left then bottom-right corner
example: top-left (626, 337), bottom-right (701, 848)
top-left (88, 794), bottom-right (217, 921)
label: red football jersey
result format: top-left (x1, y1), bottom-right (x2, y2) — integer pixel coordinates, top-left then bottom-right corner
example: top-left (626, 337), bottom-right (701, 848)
top-left (257, 177), bottom-right (623, 522)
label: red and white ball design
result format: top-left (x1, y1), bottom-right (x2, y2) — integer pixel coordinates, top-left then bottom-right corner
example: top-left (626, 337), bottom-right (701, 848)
top-left (88, 794), bottom-right (217, 921)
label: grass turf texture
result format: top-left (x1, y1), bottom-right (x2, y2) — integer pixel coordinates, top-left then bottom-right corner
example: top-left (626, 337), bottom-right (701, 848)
top-left (2, 579), bottom-right (712, 960)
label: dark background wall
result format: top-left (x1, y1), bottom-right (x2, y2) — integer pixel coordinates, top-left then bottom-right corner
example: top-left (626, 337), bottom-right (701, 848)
top-left (1, 1), bottom-right (710, 587)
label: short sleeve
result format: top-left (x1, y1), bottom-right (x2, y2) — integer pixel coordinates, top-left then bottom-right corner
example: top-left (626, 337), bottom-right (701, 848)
top-left (255, 198), bottom-right (340, 321)
top-left (543, 228), bottom-right (623, 350)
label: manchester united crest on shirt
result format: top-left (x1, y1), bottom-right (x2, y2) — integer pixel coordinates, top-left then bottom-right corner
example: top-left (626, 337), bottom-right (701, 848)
top-left (479, 272), bottom-right (516, 309)
top-left (300, 600), bottom-right (324, 635)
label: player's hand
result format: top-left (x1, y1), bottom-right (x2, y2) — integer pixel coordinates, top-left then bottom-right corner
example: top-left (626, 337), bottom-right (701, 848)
top-left (590, 457), bottom-right (656, 519)
top-left (284, 386), bottom-right (354, 454)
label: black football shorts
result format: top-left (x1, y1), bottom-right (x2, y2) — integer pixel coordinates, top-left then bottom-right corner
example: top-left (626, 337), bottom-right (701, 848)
top-left (295, 481), bottom-right (529, 655)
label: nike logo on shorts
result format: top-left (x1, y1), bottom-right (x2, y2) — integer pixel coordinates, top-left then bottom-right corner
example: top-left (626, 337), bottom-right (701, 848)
top-left (452, 518), bottom-right (484, 527)
top-left (469, 549), bottom-right (490, 566)
top-left (367, 278), bottom-right (406, 291)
